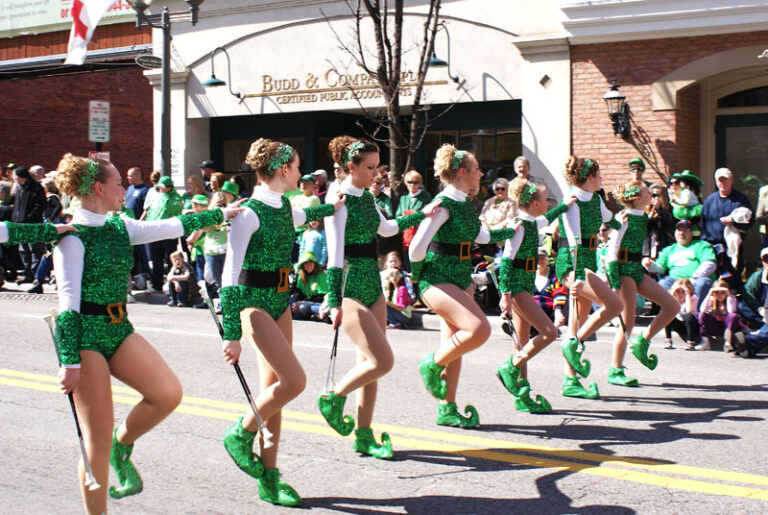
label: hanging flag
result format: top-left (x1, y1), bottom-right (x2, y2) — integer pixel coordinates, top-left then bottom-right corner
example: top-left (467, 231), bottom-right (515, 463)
top-left (65, 0), bottom-right (120, 65)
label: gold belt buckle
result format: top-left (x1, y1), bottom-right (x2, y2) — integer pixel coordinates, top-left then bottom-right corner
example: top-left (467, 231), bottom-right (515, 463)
top-left (525, 257), bottom-right (536, 273)
top-left (106, 302), bottom-right (125, 324)
top-left (459, 241), bottom-right (471, 261)
top-left (588, 235), bottom-right (597, 251)
top-left (277, 267), bottom-right (291, 293)
top-left (618, 248), bottom-right (628, 263)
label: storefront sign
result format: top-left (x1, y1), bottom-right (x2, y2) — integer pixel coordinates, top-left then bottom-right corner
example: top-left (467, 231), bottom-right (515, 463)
top-left (88, 100), bottom-right (110, 143)
top-left (0, 0), bottom-right (134, 38)
top-left (244, 68), bottom-right (447, 106)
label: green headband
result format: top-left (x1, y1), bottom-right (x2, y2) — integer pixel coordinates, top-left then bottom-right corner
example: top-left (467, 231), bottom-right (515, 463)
top-left (451, 150), bottom-right (467, 170)
top-left (343, 141), bottom-right (366, 167)
top-left (267, 144), bottom-right (294, 174)
top-left (77, 159), bottom-right (101, 197)
top-left (519, 183), bottom-right (538, 205)
top-left (622, 184), bottom-right (641, 200)
top-left (579, 159), bottom-right (593, 180)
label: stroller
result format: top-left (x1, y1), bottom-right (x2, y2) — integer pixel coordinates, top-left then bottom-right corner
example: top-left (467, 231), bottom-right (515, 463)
top-left (471, 246), bottom-right (501, 314)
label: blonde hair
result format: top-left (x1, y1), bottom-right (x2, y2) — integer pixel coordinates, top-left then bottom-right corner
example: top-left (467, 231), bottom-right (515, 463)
top-left (564, 155), bottom-right (599, 186)
top-left (433, 144), bottom-right (473, 184)
top-left (614, 179), bottom-right (645, 208)
top-left (245, 138), bottom-right (297, 182)
top-left (186, 174), bottom-right (205, 196)
top-left (709, 279), bottom-right (731, 313)
top-left (403, 170), bottom-right (423, 184)
top-left (672, 278), bottom-right (694, 296)
top-left (170, 250), bottom-right (186, 262)
top-left (54, 153), bottom-right (110, 197)
top-left (509, 176), bottom-right (544, 208)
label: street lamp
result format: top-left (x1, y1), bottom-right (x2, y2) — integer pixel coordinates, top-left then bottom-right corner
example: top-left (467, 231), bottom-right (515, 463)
top-left (603, 80), bottom-right (631, 139)
top-left (201, 47), bottom-right (242, 99)
top-left (127, 0), bottom-right (204, 177)
top-left (428, 25), bottom-right (460, 83)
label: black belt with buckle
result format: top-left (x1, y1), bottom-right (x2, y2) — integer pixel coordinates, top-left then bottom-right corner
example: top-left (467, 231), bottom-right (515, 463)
top-left (80, 300), bottom-right (127, 324)
top-left (617, 248), bottom-right (642, 263)
top-left (344, 241), bottom-right (377, 259)
top-left (428, 240), bottom-right (472, 261)
top-left (558, 235), bottom-right (598, 251)
top-left (512, 257), bottom-right (537, 273)
top-left (240, 268), bottom-right (291, 293)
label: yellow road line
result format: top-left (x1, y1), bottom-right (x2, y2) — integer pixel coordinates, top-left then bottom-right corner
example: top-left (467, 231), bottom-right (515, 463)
top-left (2, 369), bottom-right (768, 500)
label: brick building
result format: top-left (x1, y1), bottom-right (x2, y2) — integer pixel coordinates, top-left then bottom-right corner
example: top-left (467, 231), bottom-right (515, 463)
top-left (0, 3), bottom-right (152, 178)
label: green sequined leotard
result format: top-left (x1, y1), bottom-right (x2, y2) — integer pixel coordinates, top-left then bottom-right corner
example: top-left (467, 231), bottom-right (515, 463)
top-left (55, 210), bottom-right (224, 365)
top-left (3, 222), bottom-right (58, 244)
top-left (414, 197), bottom-right (516, 293)
top-left (555, 193), bottom-right (620, 282)
top-left (220, 198), bottom-right (334, 340)
top-left (617, 211), bottom-right (648, 287)
top-left (326, 191), bottom-right (424, 308)
top-left (500, 204), bottom-right (568, 296)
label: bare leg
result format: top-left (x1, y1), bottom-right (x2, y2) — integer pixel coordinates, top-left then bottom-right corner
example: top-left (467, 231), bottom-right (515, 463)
top-left (334, 296), bottom-right (392, 429)
top-left (109, 333), bottom-right (183, 445)
top-left (421, 283), bottom-right (491, 366)
top-left (637, 275), bottom-right (679, 339)
top-left (510, 308), bottom-right (529, 378)
top-left (440, 316), bottom-right (462, 403)
top-left (240, 307), bottom-right (306, 436)
top-left (511, 292), bottom-right (559, 370)
top-left (577, 270), bottom-right (622, 342)
top-left (612, 276), bottom-right (637, 368)
top-left (71, 351), bottom-right (113, 515)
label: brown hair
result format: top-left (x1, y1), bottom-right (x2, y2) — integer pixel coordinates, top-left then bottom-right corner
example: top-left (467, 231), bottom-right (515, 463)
top-left (614, 179), bottom-right (645, 208)
top-left (328, 136), bottom-right (379, 175)
top-left (672, 278), bottom-right (694, 296)
top-left (709, 279), bottom-right (731, 314)
top-left (54, 153), bottom-right (111, 197)
top-left (509, 176), bottom-right (545, 208)
top-left (245, 138), bottom-right (298, 182)
top-left (564, 155), bottom-right (599, 186)
top-left (186, 174), bottom-right (205, 196)
top-left (150, 170), bottom-right (161, 184)
top-left (433, 143), bottom-right (473, 184)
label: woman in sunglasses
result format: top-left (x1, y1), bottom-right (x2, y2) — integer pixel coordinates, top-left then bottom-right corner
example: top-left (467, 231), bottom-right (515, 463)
top-left (479, 178), bottom-right (518, 231)
top-left (396, 169), bottom-right (432, 270)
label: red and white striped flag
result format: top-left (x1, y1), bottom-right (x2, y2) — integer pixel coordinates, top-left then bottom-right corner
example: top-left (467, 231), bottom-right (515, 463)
top-left (65, 0), bottom-right (119, 65)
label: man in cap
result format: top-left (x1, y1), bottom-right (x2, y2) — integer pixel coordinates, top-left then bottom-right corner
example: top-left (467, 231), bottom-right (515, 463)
top-left (701, 167), bottom-right (753, 271)
top-left (200, 159), bottom-right (215, 192)
top-left (11, 165), bottom-right (48, 283)
top-left (146, 175), bottom-right (184, 292)
top-left (291, 174), bottom-right (320, 254)
top-left (312, 169), bottom-right (328, 203)
top-left (643, 219), bottom-right (717, 308)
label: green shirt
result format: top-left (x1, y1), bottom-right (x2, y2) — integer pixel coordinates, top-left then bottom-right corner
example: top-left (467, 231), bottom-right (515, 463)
top-left (146, 190), bottom-right (183, 221)
top-left (656, 240), bottom-right (716, 279)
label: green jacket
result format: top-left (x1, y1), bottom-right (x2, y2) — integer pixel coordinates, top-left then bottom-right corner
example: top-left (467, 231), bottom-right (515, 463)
top-left (146, 190), bottom-right (183, 221)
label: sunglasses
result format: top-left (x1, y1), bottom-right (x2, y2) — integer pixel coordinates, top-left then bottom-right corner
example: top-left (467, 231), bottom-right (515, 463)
top-left (494, 187), bottom-right (507, 191)
top-left (669, 181), bottom-right (680, 185)
top-left (762, 255), bottom-right (768, 262)
top-left (406, 181), bottom-right (420, 185)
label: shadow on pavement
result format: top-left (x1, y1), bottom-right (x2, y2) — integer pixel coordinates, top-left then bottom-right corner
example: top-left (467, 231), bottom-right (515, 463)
top-left (307, 468), bottom-right (635, 514)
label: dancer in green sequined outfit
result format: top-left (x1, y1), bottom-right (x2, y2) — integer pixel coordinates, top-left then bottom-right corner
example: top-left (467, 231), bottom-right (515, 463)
top-left (52, 154), bottom-right (241, 514)
top-left (219, 139), bottom-right (342, 507)
top-left (497, 178), bottom-right (575, 413)
top-left (0, 221), bottom-right (75, 245)
top-left (608, 181), bottom-right (678, 384)
top-left (409, 144), bottom-right (518, 428)
top-left (317, 136), bottom-right (440, 459)
top-left (555, 156), bottom-right (623, 399)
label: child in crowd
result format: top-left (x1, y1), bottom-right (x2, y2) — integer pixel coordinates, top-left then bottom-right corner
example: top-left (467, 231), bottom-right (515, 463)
top-left (186, 195), bottom-right (210, 296)
top-left (383, 266), bottom-right (412, 329)
top-left (664, 278), bottom-right (700, 350)
top-left (299, 218), bottom-right (327, 267)
top-left (291, 251), bottom-right (329, 321)
top-left (167, 250), bottom-right (194, 306)
top-left (698, 279), bottom-right (746, 351)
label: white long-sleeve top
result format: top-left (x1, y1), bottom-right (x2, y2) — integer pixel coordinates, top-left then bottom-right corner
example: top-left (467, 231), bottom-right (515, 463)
top-left (324, 178), bottom-right (402, 269)
top-left (53, 208), bottom-right (190, 314)
top-left (0, 222), bottom-right (8, 243)
top-left (221, 185), bottom-right (314, 288)
top-left (501, 211), bottom-right (546, 260)
top-left (562, 186), bottom-right (614, 247)
top-left (409, 185), bottom-right (491, 263)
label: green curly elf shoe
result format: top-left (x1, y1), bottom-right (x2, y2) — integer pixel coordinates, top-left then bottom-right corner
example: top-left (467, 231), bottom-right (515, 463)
top-left (353, 428), bottom-right (394, 459)
top-left (419, 354), bottom-right (447, 400)
top-left (257, 468), bottom-right (302, 507)
top-left (496, 359), bottom-right (524, 396)
top-left (513, 379), bottom-right (552, 413)
top-left (631, 334), bottom-right (659, 370)
top-left (109, 428), bottom-right (143, 499)
top-left (561, 337), bottom-right (591, 378)
top-left (607, 366), bottom-right (639, 387)
top-left (561, 375), bottom-right (600, 399)
top-left (317, 391), bottom-right (355, 436)
top-left (436, 402), bottom-right (480, 428)
top-left (222, 417), bottom-right (264, 479)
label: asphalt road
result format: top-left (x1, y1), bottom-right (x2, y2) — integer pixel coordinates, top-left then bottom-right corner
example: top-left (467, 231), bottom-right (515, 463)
top-left (0, 291), bottom-right (767, 514)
